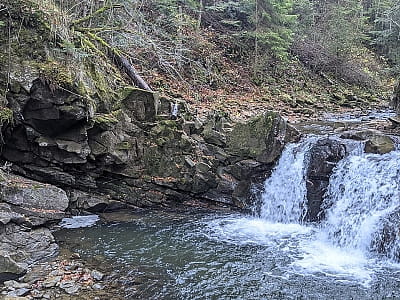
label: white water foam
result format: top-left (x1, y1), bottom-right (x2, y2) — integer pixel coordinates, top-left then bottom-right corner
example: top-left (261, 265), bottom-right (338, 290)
top-left (323, 151), bottom-right (400, 252)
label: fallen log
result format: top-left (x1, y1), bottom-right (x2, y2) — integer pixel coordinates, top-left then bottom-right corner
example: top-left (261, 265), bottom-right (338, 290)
top-left (114, 55), bottom-right (152, 91)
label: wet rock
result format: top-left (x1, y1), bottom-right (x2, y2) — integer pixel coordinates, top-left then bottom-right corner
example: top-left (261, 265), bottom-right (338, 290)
top-left (340, 129), bottom-right (395, 154)
top-left (305, 138), bottom-right (347, 222)
top-left (364, 135), bottom-right (395, 154)
top-left (371, 208), bottom-right (400, 260)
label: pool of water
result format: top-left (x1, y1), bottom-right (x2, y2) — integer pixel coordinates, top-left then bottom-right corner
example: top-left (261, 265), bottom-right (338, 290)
top-left (54, 210), bottom-right (400, 300)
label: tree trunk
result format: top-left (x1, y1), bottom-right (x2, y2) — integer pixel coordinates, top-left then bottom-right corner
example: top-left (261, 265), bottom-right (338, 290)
top-left (114, 55), bottom-right (152, 91)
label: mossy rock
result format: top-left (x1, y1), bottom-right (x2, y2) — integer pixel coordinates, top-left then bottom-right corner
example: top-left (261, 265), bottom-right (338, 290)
top-left (226, 112), bottom-right (276, 160)
top-left (121, 88), bottom-right (159, 122)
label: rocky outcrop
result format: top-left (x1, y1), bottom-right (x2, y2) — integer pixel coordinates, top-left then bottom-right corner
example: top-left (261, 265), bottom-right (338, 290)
top-left (2, 78), bottom-right (300, 211)
top-left (305, 138), bottom-right (347, 221)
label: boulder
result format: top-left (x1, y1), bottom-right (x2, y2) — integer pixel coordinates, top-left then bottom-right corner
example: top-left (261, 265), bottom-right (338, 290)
top-left (0, 251), bottom-right (27, 282)
top-left (226, 112), bottom-right (301, 163)
top-left (0, 224), bottom-right (58, 266)
top-left (0, 174), bottom-right (69, 211)
top-left (305, 138), bottom-right (347, 221)
top-left (340, 129), bottom-right (395, 154)
top-left (121, 88), bottom-right (159, 122)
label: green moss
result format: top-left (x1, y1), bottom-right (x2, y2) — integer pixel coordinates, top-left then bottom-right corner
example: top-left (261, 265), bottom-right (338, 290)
top-left (116, 141), bottom-right (132, 150)
top-left (227, 112), bottom-right (276, 158)
top-left (0, 107), bottom-right (13, 126)
top-left (93, 110), bottom-right (120, 126)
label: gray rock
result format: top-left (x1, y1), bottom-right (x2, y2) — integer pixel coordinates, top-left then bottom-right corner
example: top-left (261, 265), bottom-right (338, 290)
top-left (0, 225), bottom-right (58, 266)
top-left (91, 270), bottom-right (104, 281)
top-left (0, 174), bottom-right (69, 211)
top-left (42, 276), bottom-right (61, 288)
top-left (341, 129), bottom-right (395, 154)
top-left (305, 138), bottom-right (347, 221)
top-left (59, 280), bottom-right (81, 294)
top-left (3, 281), bottom-right (29, 289)
top-left (0, 252), bottom-right (27, 282)
top-left (8, 287), bottom-right (30, 297)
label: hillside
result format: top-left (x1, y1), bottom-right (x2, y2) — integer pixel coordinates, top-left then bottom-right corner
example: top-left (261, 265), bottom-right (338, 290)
top-left (0, 0), bottom-right (396, 125)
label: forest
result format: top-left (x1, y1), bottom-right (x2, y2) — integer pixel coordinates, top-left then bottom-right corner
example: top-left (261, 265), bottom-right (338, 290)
top-left (1, 0), bottom-right (400, 299)
top-left (36, 0), bottom-right (400, 120)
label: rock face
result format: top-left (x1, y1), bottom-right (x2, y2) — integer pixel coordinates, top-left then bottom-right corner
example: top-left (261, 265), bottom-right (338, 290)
top-left (2, 79), bottom-right (300, 210)
top-left (305, 138), bottom-right (347, 221)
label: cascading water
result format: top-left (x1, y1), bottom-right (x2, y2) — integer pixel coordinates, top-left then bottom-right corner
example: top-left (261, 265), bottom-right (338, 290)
top-left (259, 135), bottom-right (400, 261)
top-left (259, 137), bottom-right (315, 223)
top-left (323, 150), bottom-right (400, 258)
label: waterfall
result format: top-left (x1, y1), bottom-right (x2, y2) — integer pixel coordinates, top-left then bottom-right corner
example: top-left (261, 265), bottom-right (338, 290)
top-left (259, 135), bottom-right (400, 260)
top-left (323, 151), bottom-right (400, 258)
top-left (260, 137), bottom-right (317, 223)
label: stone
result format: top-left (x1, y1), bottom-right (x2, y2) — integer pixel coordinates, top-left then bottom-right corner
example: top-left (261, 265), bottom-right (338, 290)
top-left (67, 190), bottom-right (110, 212)
top-left (3, 296), bottom-right (29, 300)
top-left (59, 280), bottom-right (81, 294)
top-left (202, 128), bottom-right (226, 147)
top-left (122, 88), bottom-right (159, 122)
top-left (0, 174), bottom-right (69, 211)
top-left (0, 252), bottom-right (26, 282)
top-left (364, 135), bottom-right (395, 154)
top-left (92, 283), bottom-right (104, 290)
top-left (91, 270), bottom-right (104, 281)
top-left (43, 276), bottom-right (61, 288)
top-left (305, 138), bottom-right (347, 221)
top-left (340, 129), bottom-right (395, 154)
top-left (0, 204), bottom-right (26, 226)
top-left (226, 112), bottom-right (300, 163)
top-left (0, 225), bottom-right (58, 266)
top-left (3, 281), bottom-right (29, 289)
top-left (8, 288), bottom-right (30, 297)
top-left (370, 207), bottom-right (400, 261)
top-left (22, 264), bottom-right (51, 284)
